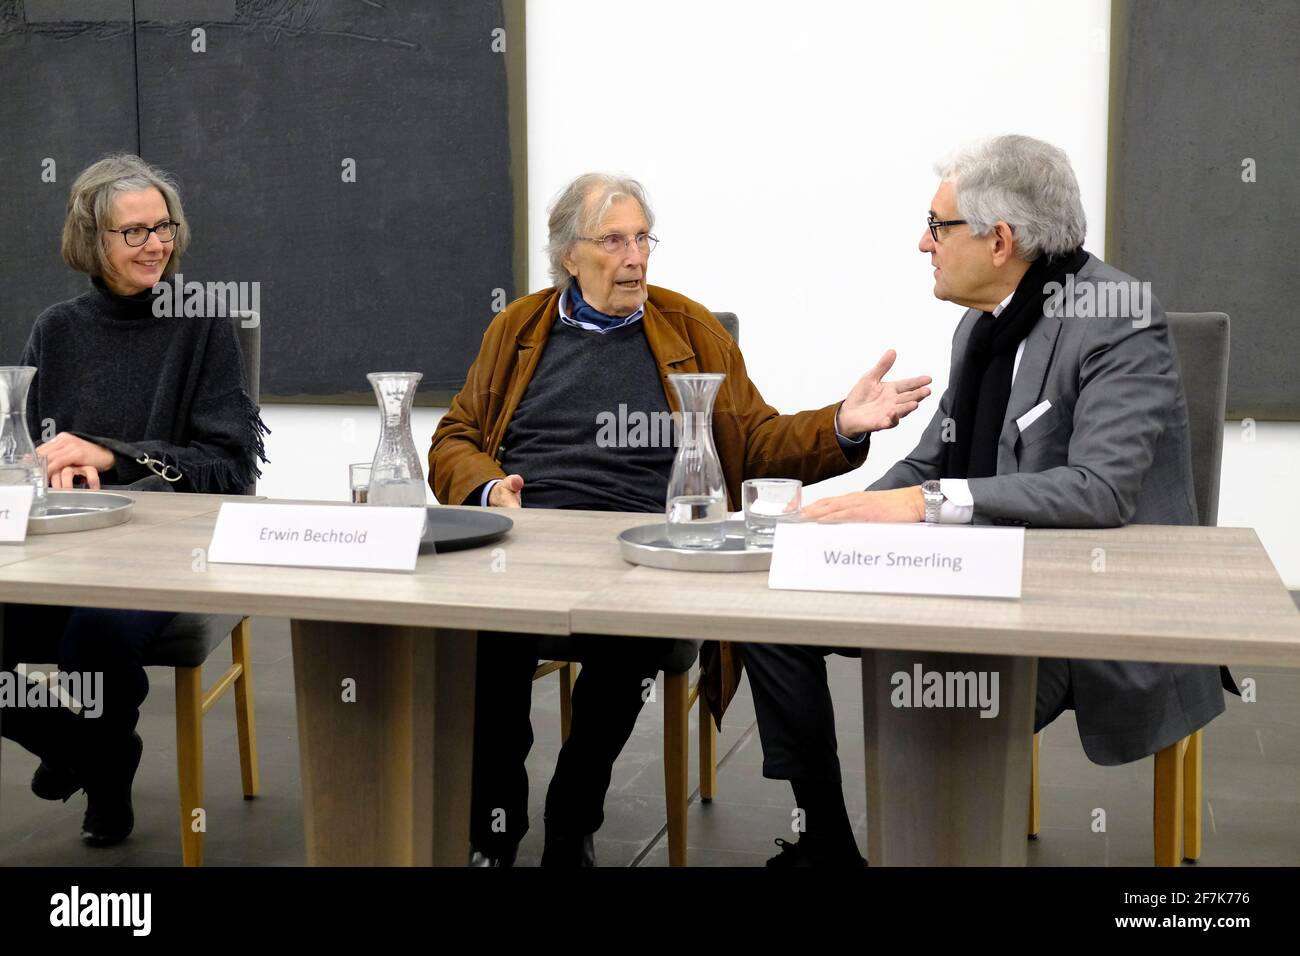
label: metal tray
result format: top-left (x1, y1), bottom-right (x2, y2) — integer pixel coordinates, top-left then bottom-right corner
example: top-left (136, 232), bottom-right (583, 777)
top-left (619, 520), bottom-right (772, 572)
top-left (27, 491), bottom-right (135, 535)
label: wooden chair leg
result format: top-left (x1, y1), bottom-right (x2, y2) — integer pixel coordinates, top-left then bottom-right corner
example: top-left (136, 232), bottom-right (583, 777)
top-left (1028, 732), bottom-right (1041, 838)
top-left (698, 691), bottom-right (717, 804)
top-left (558, 662), bottom-right (576, 744)
top-left (664, 671), bottom-right (689, 867)
top-left (1153, 736), bottom-right (1186, 867)
top-left (175, 666), bottom-right (205, 867)
top-left (1183, 730), bottom-right (1203, 862)
top-left (231, 618), bottom-right (260, 799)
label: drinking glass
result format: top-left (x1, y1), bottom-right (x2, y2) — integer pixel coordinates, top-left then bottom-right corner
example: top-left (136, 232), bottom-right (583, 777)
top-left (349, 462), bottom-right (371, 504)
top-left (742, 478), bottom-right (802, 546)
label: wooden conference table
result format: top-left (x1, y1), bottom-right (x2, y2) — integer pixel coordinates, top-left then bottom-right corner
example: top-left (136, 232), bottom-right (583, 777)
top-left (0, 490), bottom-right (1297, 866)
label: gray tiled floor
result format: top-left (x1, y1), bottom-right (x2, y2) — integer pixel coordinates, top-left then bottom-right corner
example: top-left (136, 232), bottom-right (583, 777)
top-left (3, 611), bottom-right (1298, 867)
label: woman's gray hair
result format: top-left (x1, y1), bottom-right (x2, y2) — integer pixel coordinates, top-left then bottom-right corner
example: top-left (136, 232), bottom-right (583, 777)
top-left (934, 135), bottom-right (1086, 260)
top-left (61, 153), bottom-right (190, 280)
top-left (545, 173), bottom-right (655, 291)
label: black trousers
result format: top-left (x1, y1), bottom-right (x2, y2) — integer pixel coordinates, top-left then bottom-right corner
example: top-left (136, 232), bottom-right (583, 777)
top-left (741, 642), bottom-right (1071, 782)
top-left (1, 604), bottom-right (178, 767)
top-left (470, 631), bottom-right (668, 856)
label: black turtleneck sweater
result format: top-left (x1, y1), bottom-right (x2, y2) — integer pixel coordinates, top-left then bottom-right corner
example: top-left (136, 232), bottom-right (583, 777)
top-left (19, 277), bottom-right (269, 493)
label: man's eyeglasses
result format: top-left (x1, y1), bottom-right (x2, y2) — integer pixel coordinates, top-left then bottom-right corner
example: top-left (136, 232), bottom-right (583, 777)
top-left (578, 232), bottom-right (659, 255)
top-left (926, 213), bottom-right (968, 243)
top-left (106, 220), bottom-right (179, 247)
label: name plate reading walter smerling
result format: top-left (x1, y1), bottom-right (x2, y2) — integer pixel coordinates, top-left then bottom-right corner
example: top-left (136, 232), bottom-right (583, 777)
top-left (768, 522), bottom-right (1024, 598)
top-left (207, 502), bottom-right (425, 572)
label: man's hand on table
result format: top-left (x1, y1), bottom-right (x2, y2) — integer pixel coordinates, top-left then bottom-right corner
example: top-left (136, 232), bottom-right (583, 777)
top-left (489, 473), bottom-right (525, 507)
top-left (801, 486), bottom-right (925, 523)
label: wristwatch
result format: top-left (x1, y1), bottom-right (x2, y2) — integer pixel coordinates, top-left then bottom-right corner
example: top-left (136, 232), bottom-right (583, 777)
top-left (921, 480), bottom-right (944, 524)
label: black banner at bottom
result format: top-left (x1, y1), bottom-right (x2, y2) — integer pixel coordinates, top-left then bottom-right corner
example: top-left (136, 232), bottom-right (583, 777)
top-left (0, 864), bottom-right (1281, 941)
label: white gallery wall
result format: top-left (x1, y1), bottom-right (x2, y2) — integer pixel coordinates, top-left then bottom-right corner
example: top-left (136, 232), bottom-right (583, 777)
top-left (257, 0), bottom-right (1299, 587)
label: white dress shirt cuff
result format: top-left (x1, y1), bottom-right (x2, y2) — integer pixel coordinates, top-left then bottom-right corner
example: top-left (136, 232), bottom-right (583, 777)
top-left (481, 479), bottom-right (500, 507)
top-left (938, 478), bottom-right (974, 524)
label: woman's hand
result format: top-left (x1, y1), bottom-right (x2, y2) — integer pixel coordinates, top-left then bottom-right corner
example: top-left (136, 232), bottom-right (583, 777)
top-left (36, 433), bottom-right (116, 476)
top-left (49, 465), bottom-right (102, 490)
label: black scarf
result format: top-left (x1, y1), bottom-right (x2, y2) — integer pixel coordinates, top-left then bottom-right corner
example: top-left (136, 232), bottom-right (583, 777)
top-left (943, 248), bottom-right (1089, 479)
top-left (21, 278), bottom-right (270, 493)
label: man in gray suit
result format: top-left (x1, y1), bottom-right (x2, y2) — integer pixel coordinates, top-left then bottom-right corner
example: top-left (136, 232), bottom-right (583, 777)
top-left (748, 134), bottom-right (1230, 867)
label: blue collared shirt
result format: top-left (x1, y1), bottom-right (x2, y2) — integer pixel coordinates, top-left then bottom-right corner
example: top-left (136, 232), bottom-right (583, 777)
top-left (557, 285), bottom-right (645, 333)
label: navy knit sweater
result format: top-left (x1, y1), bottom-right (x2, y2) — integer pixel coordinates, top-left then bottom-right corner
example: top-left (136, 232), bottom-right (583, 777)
top-left (499, 319), bottom-right (675, 512)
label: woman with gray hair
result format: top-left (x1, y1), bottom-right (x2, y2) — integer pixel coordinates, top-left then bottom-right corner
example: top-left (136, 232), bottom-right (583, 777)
top-left (29, 152), bottom-right (267, 492)
top-left (0, 153), bottom-right (268, 849)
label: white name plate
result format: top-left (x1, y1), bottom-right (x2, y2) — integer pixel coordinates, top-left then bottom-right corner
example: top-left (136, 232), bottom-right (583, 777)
top-left (207, 502), bottom-right (425, 572)
top-left (0, 485), bottom-right (35, 543)
top-left (769, 522), bottom-right (1024, 598)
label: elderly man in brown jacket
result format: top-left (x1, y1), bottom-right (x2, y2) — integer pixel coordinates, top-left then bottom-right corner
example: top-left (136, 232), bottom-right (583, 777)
top-left (428, 172), bottom-right (930, 867)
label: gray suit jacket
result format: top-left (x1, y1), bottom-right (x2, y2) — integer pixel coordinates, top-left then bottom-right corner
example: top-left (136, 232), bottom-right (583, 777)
top-left (871, 254), bottom-right (1225, 765)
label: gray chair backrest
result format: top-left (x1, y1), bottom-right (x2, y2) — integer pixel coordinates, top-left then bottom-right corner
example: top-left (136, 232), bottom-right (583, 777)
top-left (1166, 312), bottom-right (1229, 527)
top-left (712, 311), bottom-right (739, 344)
top-left (230, 312), bottom-right (262, 495)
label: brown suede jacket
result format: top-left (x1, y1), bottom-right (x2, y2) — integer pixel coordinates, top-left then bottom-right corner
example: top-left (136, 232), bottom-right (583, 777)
top-left (428, 284), bottom-right (870, 725)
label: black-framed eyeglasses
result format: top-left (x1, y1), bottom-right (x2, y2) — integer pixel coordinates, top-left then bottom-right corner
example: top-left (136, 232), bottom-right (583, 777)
top-left (578, 232), bottom-right (659, 255)
top-left (106, 220), bottom-right (178, 247)
top-left (926, 213), bottom-right (968, 243)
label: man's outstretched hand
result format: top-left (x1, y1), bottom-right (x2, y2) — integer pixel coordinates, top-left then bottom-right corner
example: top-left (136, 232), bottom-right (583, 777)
top-left (836, 350), bottom-right (932, 437)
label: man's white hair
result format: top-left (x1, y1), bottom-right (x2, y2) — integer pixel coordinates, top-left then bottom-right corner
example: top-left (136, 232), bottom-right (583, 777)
top-left (545, 173), bottom-right (654, 291)
top-left (935, 135), bottom-right (1086, 260)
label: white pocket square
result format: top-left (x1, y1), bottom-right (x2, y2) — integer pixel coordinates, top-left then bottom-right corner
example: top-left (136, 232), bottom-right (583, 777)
top-left (1016, 400), bottom-right (1052, 433)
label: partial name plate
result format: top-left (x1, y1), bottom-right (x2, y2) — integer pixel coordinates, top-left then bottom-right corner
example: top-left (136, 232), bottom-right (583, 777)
top-left (0, 485), bottom-right (36, 543)
top-left (207, 502), bottom-right (425, 572)
top-left (769, 522), bottom-right (1024, 598)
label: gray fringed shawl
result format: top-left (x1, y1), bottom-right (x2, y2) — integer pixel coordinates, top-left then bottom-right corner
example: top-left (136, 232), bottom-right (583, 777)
top-left (20, 278), bottom-right (269, 493)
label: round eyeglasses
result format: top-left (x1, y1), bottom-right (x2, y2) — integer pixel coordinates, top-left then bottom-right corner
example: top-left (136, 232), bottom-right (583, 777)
top-left (106, 220), bottom-right (179, 247)
top-left (578, 233), bottom-right (659, 255)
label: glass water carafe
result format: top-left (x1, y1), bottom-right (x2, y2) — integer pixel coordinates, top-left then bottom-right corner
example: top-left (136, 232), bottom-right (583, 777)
top-left (366, 372), bottom-right (427, 516)
top-left (0, 366), bottom-right (47, 516)
top-left (665, 372), bottom-right (727, 549)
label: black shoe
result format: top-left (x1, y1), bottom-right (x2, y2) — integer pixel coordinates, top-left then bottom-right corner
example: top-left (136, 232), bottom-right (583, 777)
top-left (468, 844), bottom-right (518, 867)
top-left (80, 732), bottom-right (143, 848)
top-left (540, 828), bottom-right (596, 867)
top-left (31, 761), bottom-right (82, 802)
top-left (5, 686), bottom-right (84, 801)
top-left (765, 837), bottom-right (868, 868)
